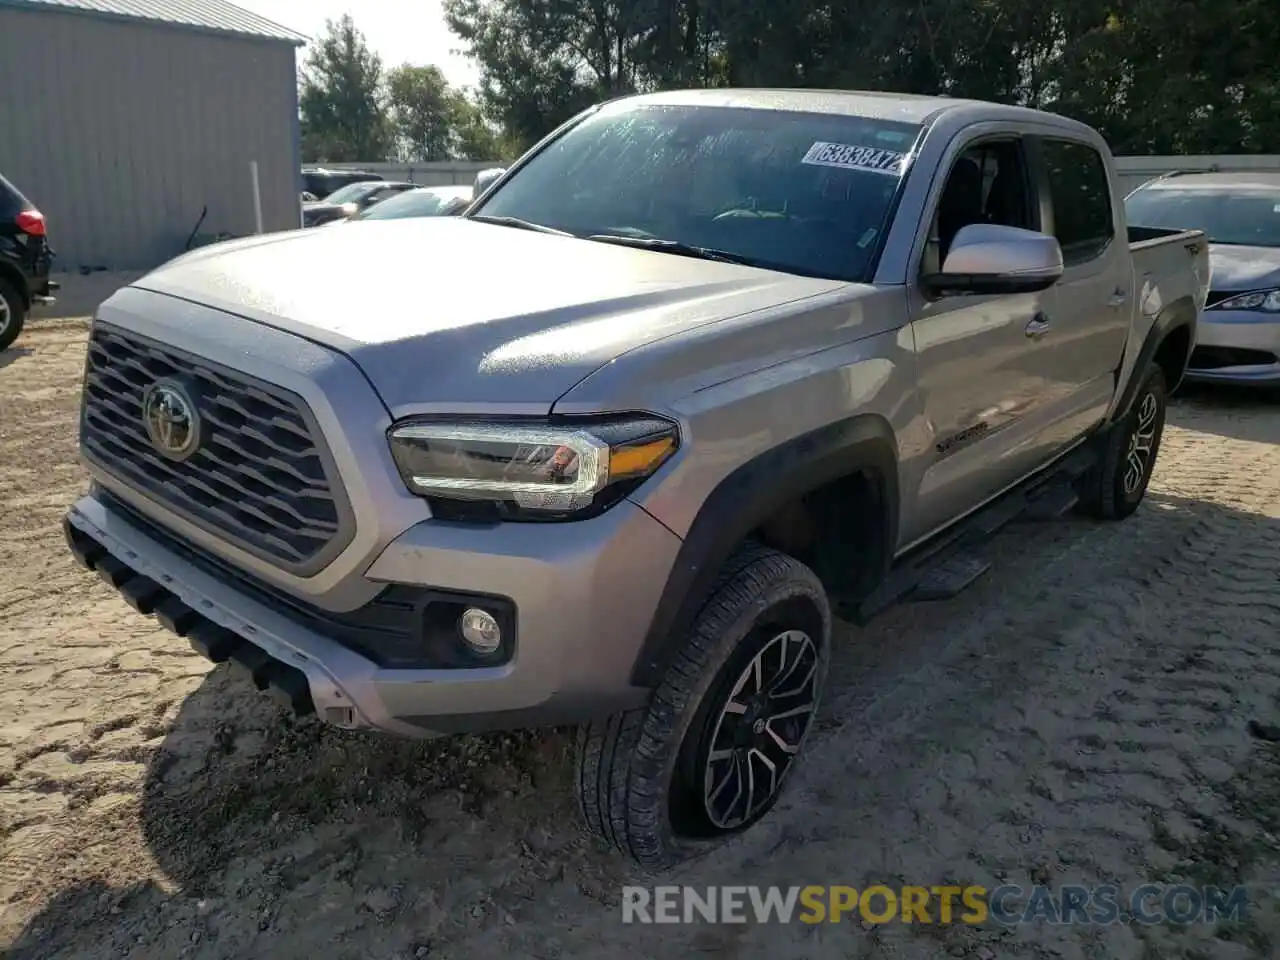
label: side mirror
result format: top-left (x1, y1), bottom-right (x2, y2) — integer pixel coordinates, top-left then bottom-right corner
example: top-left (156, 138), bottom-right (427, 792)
top-left (473, 167), bottom-right (507, 198)
top-left (923, 223), bottom-right (1064, 296)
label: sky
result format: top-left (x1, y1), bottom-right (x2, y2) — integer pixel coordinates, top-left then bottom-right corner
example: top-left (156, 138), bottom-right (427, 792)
top-left (233, 0), bottom-right (481, 88)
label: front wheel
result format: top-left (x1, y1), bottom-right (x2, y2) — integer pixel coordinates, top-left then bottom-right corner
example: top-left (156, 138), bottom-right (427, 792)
top-left (575, 544), bottom-right (830, 867)
top-left (1077, 361), bottom-right (1168, 520)
top-left (0, 278), bottom-right (26, 352)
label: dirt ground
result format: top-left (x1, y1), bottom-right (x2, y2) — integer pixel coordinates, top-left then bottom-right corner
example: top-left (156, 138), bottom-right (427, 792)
top-left (2, 319), bottom-right (1278, 960)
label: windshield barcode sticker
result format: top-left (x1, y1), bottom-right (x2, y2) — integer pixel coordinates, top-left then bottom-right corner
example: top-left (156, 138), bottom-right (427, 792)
top-left (801, 142), bottom-right (905, 175)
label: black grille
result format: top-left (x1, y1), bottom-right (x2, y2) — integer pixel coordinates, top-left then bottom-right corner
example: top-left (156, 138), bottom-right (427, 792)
top-left (80, 323), bottom-right (352, 572)
top-left (98, 489), bottom-right (513, 669)
top-left (1188, 345), bottom-right (1278, 370)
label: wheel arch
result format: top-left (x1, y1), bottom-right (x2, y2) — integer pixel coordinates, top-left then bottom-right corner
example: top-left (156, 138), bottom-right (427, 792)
top-left (630, 413), bottom-right (900, 688)
top-left (1112, 297), bottom-right (1196, 422)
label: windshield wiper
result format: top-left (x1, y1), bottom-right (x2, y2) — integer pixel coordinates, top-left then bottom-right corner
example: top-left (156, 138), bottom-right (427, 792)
top-left (468, 215), bottom-right (574, 237)
top-left (585, 234), bottom-right (759, 267)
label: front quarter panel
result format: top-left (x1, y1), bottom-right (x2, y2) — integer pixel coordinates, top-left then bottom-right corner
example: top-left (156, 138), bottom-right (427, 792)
top-left (555, 285), bottom-right (924, 545)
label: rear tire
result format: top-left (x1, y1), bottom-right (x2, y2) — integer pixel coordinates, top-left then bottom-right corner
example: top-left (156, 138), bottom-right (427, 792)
top-left (575, 544), bottom-right (830, 867)
top-left (0, 278), bottom-right (26, 352)
top-left (1077, 362), bottom-right (1167, 520)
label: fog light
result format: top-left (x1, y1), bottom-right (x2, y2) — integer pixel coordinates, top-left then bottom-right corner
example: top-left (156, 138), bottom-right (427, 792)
top-left (459, 607), bottom-right (502, 655)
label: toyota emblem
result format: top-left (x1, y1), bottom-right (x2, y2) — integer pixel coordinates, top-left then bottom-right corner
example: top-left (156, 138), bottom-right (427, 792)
top-left (141, 380), bottom-right (201, 461)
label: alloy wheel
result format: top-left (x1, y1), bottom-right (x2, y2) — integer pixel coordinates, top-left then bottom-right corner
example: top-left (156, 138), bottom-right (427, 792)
top-left (0, 293), bottom-right (10, 337)
top-left (701, 628), bottom-right (820, 830)
top-left (1123, 390), bottom-right (1159, 495)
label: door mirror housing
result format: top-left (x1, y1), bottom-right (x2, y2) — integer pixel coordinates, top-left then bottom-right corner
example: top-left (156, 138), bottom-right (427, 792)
top-left (923, 223), bottom-right (1064, 296)
top-left (473, 167), bottom-right (507, 199)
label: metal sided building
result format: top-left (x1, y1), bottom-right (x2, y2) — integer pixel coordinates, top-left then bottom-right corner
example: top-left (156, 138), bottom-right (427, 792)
top-left (0, 0), bottom-right (306, 270)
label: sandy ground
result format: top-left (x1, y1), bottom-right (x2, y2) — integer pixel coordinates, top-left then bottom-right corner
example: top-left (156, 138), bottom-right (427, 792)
top-left (2, 320), bottom-right (1279, 960)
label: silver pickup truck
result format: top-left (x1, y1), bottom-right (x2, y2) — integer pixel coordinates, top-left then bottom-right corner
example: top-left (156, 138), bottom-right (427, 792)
top-left (64, 89), bottom-right (1209, 865)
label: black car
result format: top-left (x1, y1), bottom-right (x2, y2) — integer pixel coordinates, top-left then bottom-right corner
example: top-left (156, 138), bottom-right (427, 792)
top-left (301, 181), bottom-right (419, 228)
top-left (0, 172), bottom-right (56, 351)
top-left (301, 167), bottom-right (384, 199)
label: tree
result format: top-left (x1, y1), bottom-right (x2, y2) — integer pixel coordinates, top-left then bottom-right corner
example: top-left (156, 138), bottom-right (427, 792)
top-left (449, 91), bottom-right (508, 160)
top-left (299, 15), bottom-right (393, 162)
top-left (443, 0), bottom-right (605, 152)
top-left (386, 64), bottom-right (458, 161)
top-left (445, 0), bottom-right (1280, 156)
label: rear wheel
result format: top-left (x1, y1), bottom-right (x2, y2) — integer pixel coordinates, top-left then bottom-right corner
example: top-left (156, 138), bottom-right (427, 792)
top-left (0, 278), bottom-right (26, 352)
top-left (1077, 361), bottom-right (1167, 520)
top-left (575, 544), bottom-right (830, 867)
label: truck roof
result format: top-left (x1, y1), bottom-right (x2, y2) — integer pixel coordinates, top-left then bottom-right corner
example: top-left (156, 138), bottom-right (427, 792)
top-left (611, 87), bottom-right (1065, 127)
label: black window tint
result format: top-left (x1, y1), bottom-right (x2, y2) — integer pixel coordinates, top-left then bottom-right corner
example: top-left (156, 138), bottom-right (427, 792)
top-left (1042, 140), bottom-right (1114, 263)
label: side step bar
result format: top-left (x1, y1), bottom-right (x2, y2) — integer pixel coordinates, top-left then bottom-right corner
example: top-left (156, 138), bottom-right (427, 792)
top-left (63, 516), bottom-right (316, 718)
top-left (844, 444), bottom-right (1098, 625)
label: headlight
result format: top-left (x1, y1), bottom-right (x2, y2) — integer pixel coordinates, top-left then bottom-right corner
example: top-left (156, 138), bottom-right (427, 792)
top-left (1209, 288), bottom-right (1280, 312)
top-left (388, 416), bottom-right (679, 520)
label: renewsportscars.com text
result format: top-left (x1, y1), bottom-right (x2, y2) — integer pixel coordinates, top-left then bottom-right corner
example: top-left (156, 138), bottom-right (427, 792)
top-left (621, 884), bottom-right (1249, 926)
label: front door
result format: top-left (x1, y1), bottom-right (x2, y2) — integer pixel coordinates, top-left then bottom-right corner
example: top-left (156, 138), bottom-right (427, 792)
top-left (903, 136), bottom-right (1059, 547)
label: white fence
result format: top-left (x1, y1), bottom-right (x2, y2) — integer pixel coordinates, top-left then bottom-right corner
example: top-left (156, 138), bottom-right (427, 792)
top-left (313, 161), bottom-right (498, 186)
top-left (320, 156), bottom-right (1280, 194)
top-left (1113, 155), bottom-right (1280, 195)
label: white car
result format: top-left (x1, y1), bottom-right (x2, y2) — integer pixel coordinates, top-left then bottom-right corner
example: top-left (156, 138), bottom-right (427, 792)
top-left (327, 185), bottom-right (473, 225)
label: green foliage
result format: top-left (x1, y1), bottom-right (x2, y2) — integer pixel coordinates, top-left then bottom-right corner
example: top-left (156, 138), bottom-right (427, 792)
top-left (386, 64), bottom-right (457, 161)
top-left (300, 16), bottom-right (506, 163)
top-left (299, 15), bottom-right (394, 163)
top-left (443, 0), bottom-right (1280, 156)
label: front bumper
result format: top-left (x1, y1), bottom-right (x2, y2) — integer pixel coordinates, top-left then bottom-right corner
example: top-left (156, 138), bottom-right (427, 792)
top-left (65, 489), bottom-right (679, 737)
top-left (1184, 309), bottom-right (1280, 385)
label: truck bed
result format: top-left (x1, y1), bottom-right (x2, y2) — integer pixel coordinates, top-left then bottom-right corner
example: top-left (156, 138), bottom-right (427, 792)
top-left (1103, 223), bottom-right (1211, 417)
top-left (1127, 225), bottom-right (1210, 306)
top-left (1128, 224), bottom-right (1204, 250)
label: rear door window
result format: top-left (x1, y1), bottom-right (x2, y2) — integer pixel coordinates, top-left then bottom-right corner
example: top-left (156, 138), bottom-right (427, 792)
top-left (1040, 139), bottom-right (1115, 264)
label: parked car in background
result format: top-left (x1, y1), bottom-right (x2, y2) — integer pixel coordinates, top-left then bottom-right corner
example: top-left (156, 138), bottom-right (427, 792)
top-left (302, 181), bottom-right (419, 228)
top-left (67, 89), bottom-right (1207, 866)
top-left (1126, 171), bottom-right (1280, 386)
top-left (330, 185), bottom-right (473, 224)
top-left (0, 171), bottom-right (56, 351)
top-left (301, 167), bottom-right (384, 199)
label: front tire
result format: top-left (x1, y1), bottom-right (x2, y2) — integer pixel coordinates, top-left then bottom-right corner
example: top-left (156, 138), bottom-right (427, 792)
top-left (1077, 362), bottom-right (1168, 520)
top-left (575, 544), bottom-right (830, 867)
top-left (0, 278), bottom-right (26, 352)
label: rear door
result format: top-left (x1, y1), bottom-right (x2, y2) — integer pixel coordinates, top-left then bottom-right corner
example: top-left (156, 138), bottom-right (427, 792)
top-left (1025, 137), bottom-right (1132, 452)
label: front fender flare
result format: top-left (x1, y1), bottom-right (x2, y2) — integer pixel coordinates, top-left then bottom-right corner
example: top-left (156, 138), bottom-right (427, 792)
top-left (629, 414), bottom-right (899, 687)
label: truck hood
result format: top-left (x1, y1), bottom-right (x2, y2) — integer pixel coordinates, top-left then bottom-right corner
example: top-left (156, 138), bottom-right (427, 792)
top-left (132, 218), bottom-right (845, 415)
top-left (1208, 244), bottom-right (1280, 292)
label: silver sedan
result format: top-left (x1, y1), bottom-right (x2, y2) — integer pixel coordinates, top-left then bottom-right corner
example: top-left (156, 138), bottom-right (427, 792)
top-left (1126, 171), bottom-right (1280, 386)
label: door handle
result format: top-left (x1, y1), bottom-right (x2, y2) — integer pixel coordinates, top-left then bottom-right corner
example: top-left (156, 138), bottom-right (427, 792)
top-left (1025, 313), bottom-right (1051, 339)
top-left (1108, 288), bottom-right (1128, 307)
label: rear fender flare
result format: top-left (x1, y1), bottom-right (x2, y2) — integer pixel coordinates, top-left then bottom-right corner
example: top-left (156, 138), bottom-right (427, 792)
top-left (629, 414), bottom-right (899, 688)
top-left (1111, 298), bottom-right (1196, 422)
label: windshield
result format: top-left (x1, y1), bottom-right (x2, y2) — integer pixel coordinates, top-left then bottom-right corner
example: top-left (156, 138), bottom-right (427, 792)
top-left (469, 103), bottom-right (922, 282)
top-left (1126, 184), bottom-right (1280, 248)
top-left (322, 181), bottom-right (383, 204)
top-left (358, 188), bottom-right (468, 220)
